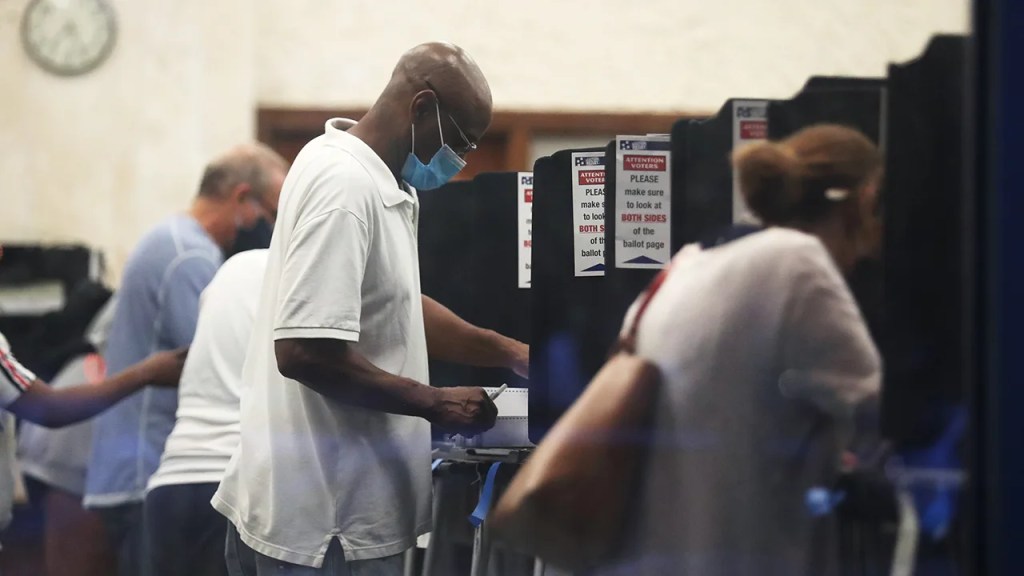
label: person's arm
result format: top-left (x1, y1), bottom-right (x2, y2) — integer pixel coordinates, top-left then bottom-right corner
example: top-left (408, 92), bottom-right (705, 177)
top-left (421, 295), bottom-right (529, 378)
top-left (276, 339), bottom-right (496, 434)
top-left (273, 192), bottom-right (496, 435)
top-left (5, 348), bottom-right (186, 428)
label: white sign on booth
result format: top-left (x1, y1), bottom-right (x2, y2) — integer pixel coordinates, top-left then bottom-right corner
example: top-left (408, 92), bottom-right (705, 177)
top-left (732, 100), bottom-right (769, 223)
top-left (517, 172), bottom-right (533, 289)
top-left (570, 152), bottom-right (607, 277)
top-left (614, 135), bottom-right (672, 269)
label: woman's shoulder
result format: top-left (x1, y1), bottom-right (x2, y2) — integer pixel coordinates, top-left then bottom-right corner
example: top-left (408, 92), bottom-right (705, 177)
top-left (707, 228), bottom-right (832, 270)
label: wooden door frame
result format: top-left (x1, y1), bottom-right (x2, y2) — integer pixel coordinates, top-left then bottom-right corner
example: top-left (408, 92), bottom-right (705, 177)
top-left (257, 108), bottom-right (706, 172)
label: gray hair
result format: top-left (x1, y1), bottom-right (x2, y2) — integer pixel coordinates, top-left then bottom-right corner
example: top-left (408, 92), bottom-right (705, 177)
top-left (198, 143), bottom-right (287, 200)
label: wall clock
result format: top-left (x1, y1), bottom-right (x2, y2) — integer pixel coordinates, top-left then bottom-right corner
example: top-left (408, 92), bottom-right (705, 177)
top-left (21, 0), bottom-right (118, 77)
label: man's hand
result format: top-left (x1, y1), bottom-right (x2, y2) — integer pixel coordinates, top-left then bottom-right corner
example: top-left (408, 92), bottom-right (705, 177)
top-left (139, 348), bottom-right (188, 387)
top-left (508, 341), bottom-right (529, 379)
top-left (429, 387), bottom-right (498, 436)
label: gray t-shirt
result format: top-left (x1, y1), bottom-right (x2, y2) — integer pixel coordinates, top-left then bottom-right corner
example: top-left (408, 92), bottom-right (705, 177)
top-left (85, 214), bottom-right (222, 507)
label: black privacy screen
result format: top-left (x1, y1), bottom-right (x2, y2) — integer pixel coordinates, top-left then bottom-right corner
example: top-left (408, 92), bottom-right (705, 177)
top-left (418, 181), bottom-right (477, 390)
top-left (469, 172), bottom-right (531, 389)
top-left (528, 149), bottom-right (612, 443)
top-left (881, 35), bottom-right (969, 447)
top-left (418, 174), bottom-right (530, 392)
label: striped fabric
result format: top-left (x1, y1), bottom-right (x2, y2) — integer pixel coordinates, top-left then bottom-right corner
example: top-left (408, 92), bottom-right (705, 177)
top-left (0, 333), bottom-right (34, 407)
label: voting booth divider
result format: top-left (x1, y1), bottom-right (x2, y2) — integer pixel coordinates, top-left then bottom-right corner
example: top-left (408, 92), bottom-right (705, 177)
top-left (417, 174), bottom-right (537, 575)
top-left (527, 149), bottom-right (612, 444)
top-left (419, 181), bottom-right (479, 394)
top-left (419, 174), bottom-right (531, 392)
top-left (881, 35), bottom-right (969, 449)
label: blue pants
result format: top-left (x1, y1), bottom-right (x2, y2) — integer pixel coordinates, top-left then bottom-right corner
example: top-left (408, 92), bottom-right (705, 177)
top-left (95, 502), bottom-right (149, 576)
top-left (145, 482), bottom-right (228, 576)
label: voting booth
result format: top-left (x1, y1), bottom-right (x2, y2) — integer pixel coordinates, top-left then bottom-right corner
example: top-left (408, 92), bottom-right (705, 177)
top-left (467, 172), bottom-right (532, 391)
top-left (0, 244), bottom-right (107, 380)
top-left (881, 35), bottom-right (970, 449)
top-left (417, 174), bottom-right (536, 574)
top-left (528, 149), bottom-right (613, 442)
top-left (419, 181), bottom-right (479, 391)
top-left (417, 36), bottom-right (970, 575)
top-left (419, 173), bottom-right (532, 392)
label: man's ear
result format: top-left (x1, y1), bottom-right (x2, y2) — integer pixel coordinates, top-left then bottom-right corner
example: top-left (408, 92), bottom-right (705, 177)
top-left (409, 90), bottom-right (435, 122)
top-left (229, 182), bottom-right (252, 204)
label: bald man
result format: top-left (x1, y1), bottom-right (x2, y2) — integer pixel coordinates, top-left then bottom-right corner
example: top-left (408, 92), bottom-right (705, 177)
top-left (213, 43), bottom-right (528, 576)
top-left (84, 144), bottom-right (288, 576)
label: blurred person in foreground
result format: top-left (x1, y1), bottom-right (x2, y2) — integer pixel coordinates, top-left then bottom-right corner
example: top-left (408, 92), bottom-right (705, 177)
top-left (0, 245), bottom-right (186, 550)
top-left (213, 42), bottom-right (528, 576)
top-left (16, 297), bottom-right (117, 576)
top-left (83, 144), bottom-right (288, 576)
top-left (597, 124), bottom-right (883, 576)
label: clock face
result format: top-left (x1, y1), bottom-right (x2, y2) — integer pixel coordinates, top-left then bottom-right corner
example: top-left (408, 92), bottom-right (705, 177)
top-left (21, 0), bottom-right (118, 77)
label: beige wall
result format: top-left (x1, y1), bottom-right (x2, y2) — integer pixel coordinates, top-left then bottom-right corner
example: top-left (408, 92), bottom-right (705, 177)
top-left (256, 0), bottom-right (968, 111)
top-left (0, 0), bottom-right (255, 281)
top-left (0, 0), bottom-right (968, 282)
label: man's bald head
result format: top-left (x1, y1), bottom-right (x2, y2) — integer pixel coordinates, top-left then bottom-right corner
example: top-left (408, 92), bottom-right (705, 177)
top-left (379, 43), bottom-right (492, 149)
top-left (350, 43), bottom-right (493, 181)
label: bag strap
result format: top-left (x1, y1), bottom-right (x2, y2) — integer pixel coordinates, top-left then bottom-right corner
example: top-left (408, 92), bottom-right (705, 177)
top-left (627, 268), bottom-right (671, 342)
top-left (617, 264), bottom-right (675, 355)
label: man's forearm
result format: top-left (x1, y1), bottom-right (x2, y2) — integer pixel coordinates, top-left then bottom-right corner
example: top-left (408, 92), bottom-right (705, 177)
top-left (275, 338), bottom-right (439, 418)
top-left (422, 295), bottom-right (520, 368)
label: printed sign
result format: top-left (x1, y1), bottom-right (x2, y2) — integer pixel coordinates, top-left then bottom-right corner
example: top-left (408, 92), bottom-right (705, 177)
top-left (732, 100), bottom-right (769, 223)
top-left (517, 172), bottom-right (533, 289)
top-left (614, 136), bottom-right (671, 269)
top-left (571, 152), bottom-right (607, 277)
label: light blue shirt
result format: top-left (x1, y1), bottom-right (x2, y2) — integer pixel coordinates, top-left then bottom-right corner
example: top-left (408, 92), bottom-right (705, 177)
top-left (84, 214), bottom-right (222, 507)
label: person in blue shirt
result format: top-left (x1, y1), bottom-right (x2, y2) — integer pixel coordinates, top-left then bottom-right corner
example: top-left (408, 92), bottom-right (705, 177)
top-left (83, 143), bottom-right (288, 576)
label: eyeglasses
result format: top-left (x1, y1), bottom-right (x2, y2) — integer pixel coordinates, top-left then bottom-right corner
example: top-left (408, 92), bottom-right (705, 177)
top-left (425, 80), bottom-right (478, 154)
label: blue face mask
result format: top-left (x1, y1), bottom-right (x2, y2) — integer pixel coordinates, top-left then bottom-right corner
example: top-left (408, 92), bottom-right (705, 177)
top-left (400, 100), bottom-right (467, 190)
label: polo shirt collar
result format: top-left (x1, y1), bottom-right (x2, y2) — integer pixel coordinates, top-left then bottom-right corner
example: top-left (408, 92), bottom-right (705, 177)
top-left (323, 118), bottom-right (417, 208)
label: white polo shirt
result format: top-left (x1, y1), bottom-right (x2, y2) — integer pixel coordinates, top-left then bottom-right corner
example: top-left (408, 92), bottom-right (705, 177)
top-left (212, 119), bottom-right (431, 567)
top-left (148, 249), bottom-right (269, 492)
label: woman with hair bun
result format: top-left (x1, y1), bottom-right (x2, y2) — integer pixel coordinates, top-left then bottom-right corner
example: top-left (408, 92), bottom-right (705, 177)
top-left (599, 124), bottom-right (883, 575)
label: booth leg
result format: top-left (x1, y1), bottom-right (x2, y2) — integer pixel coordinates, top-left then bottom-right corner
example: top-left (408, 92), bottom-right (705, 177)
top-left (421, 474), bottom-right (445, 576)
top-left (402, 546), bottom-right (417, 576)
top-left (469, 520), bottom-right (491, 576)
top-left (890, 490), bottom-right (920, 576)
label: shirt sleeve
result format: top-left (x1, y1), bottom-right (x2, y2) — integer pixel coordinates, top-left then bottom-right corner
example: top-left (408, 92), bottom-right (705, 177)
top-left (156, 254), bottom-right (220, 350)
top-left (778, 245), bottom-right (882, 417)
top-left (0, 341), bottom-right (36, 407)
top-left (274, 208), bottom-right (369, 342)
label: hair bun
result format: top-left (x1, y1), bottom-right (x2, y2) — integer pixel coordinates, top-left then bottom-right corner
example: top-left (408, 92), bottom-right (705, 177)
top-left (732, 142), bottom-right (801, 224)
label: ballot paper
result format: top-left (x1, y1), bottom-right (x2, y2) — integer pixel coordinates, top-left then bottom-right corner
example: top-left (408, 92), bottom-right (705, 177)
top-left (571, 152), bottom-right (607, 277)
top-left (614, 135), bottom-right (672, 269)
top-left (732, 100), bottom-right (769, 223)
top-left (517, 172), bottom-right (533, 289)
